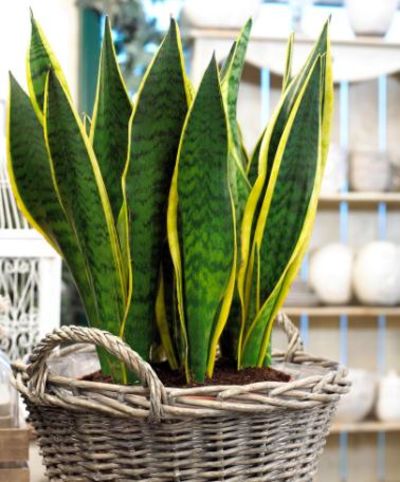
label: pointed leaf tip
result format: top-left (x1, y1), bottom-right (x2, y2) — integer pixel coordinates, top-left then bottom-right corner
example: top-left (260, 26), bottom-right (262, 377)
top-left (8, 71), bottom-right (16, 84)
top-left (103, 16), bottom-right (113, 45)
top-left (208, 52), bottom-right (218, 71)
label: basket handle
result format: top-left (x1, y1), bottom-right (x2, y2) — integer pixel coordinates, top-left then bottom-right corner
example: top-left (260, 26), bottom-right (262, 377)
top-left (26, 325), bottom-right (167, 421)
top-left (276, 312), bottom-right (304, 361)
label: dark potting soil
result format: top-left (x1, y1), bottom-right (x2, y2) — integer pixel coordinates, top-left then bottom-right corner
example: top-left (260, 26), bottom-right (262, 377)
top-left (83, 359), bottom-right (290, 387)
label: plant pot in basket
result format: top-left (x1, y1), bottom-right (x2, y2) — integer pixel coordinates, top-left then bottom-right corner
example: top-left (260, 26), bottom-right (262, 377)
top-left (13, 314), bottom-right (349, 481)
top-left (8, 13), bottom-right (347, 481)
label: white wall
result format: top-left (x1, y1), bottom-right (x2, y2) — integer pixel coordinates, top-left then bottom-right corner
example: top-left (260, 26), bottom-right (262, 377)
top-left (0, 0), bottom-right (80, 138)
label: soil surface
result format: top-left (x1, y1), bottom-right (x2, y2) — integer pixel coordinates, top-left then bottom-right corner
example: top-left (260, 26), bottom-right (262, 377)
top-left (155, 360), bottom-right (290, 387)
top-left (83, 359), bottom-right (290, 387)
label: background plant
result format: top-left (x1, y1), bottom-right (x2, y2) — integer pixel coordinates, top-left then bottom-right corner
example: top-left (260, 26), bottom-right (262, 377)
top-left (7, 13), bottom-right (332, 384)
top-left (77, 0), bottom-right (174, 92)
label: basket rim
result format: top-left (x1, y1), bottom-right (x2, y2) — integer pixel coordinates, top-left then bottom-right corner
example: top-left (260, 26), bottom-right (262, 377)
top-left (12, 314), bottom-right (350, 422)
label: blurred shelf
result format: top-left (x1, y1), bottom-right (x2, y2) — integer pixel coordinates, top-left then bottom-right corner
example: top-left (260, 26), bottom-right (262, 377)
top-left (319, 192), bottom-right (400, 209)
top-left (284, 305), bottom-right (400, 317)
top-left (331, 421), bottom-right (400, 434)
top-left (188, 25), bottom-right (400, 84)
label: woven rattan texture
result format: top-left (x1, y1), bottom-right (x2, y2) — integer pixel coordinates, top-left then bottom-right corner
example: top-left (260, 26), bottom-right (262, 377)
top-left (27, 403), bottom-right (336, 481)
top-left (13, 314), bottom-right (350, 481)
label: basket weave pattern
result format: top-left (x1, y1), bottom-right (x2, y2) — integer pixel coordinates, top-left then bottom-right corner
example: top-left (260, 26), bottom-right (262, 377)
top-left (13, 314), bottom-right (349, 482)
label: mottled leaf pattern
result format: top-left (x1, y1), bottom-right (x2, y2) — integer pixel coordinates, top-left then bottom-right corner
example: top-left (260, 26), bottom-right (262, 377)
top-left (7, 14), bottom-right (332, 383)
top-left (44, 71), bottom-right (127, 376)
top-left (123, 20), bottom-right (188, 360)
top-left (259, 59), bottom-right (322, 297)
top-left (266, 22), bottom-right (328, 173)
top-left (221, 20), bottom-right (252, 232)
top-left (155, 255), bottom-right (179, 370)
top-left (7, 75), bottom-right (98, 327)
top-left (237, 22), bottom-right (331, 364)
top-left (90, 17), bottom-right (132, 221)
top-left (27, 12), bottom-right (70, 119)
top-left (247, 130), bottom-right (264, 186)
top-left (241, 57), bottom-right (323, 366)
top-left (221, 19), bottom-right (252, 166)
top-left (175, 58), bottom-right (235, 382)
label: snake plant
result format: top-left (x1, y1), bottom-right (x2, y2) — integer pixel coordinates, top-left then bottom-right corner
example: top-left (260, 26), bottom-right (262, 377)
top-left (7, 14), bottom-right (333, 383)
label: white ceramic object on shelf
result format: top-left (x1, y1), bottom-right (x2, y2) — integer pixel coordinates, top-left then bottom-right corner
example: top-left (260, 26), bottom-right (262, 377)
top-left (350, 150), bottom-right (392, 192)
top-left (335, 369), bottom-right (377, 423)
top-left (321, 145), bottom-right (348, 195)
top-left (309, 244), bottom-right (353, 305)
top-left (353, 241), bottom-right (400, 306)
top-left (345, 0), bottom-right (398, 37)
top-left (284, 279), bottom-right (320, 307)
top-left (182, 0), bottom-right (262, 29)
top-left (376, 371), bottom-right (400, 422)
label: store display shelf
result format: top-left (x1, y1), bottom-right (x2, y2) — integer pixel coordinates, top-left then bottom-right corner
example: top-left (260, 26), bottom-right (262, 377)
top-left (319, 192), bottom-right (400, 209)
top-left (284, 305), bottom-right (400, 317)
top-left (331, 421), bottom-right (400, 434)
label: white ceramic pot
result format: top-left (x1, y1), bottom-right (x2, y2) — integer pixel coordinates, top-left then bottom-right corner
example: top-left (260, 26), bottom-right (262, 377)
top-left (309, 244), bottom-right (353, 305)
top-left (353, 242), bottom-right (400, 306)
top-left (376, 371), bottom-right (400, 422)
top-left (350, 150), bottom-right (392, 192)
top-left (182, 0), bottom-right (262, 29)
top-left (321, 145), bottom-right (349, 195)
top-left (346, 0), bottom-right (397, 36)
top-left (335, 369), bottom-right (377, 423)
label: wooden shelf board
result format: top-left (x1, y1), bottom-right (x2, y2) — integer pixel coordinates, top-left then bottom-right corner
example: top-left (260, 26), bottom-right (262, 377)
top-left (284, 305), bottom-right (400, 317)
top-left (331, 421), bottom-right (400, 434)
top-left (319, 192), bottom-right (400, 209)
top-left (187, 29), bottom-right (400, 49)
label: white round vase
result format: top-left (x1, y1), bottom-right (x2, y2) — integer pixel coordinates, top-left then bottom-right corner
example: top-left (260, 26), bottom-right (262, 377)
top-left (335, 369), bottom-right (377, 423)
top-left (182, 0), bottom-right (262, 29)
top-left (309, 244), bottom-right (353, 305)
top-left (353, 242), bottom-right (400, 306)
top-left (346, 0), bottom-right (397, 36)
top-left (376, 371), bottom-right (400, 422)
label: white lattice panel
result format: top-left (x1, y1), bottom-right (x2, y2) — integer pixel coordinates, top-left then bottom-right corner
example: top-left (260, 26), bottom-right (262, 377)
top-left (0, 159), bottom-right (62, 360)
top-left (0, 258), bottom-right (39, 360)
top-left (0, 162), bottom-right (29, 230)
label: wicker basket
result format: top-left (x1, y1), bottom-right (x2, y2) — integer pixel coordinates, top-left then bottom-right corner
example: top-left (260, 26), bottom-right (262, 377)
top-left (12, 314), bottom-right (349, 482)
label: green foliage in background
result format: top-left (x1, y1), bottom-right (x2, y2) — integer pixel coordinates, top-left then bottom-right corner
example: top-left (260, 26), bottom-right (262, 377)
top-left (77, 0), bottom-right (168, 92)
top-left (7, 13), bottom-right (333, 384)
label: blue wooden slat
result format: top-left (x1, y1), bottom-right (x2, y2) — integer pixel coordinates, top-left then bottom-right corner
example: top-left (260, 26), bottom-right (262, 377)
top-left (339, 80), bottom-right (350, 481)
top-left (377, 74), bottom-right (388, 482)
top-left (261, 67), bottom-right (270, 126)
top-left (339, 315), bottom-right (349, 366)
top-left (300, 254), bottom-right (310, 348)
top-left (377, 432), bottom-right (386, 482)
top-left (378, 75), bottom-right (388, 152)
top-left (300, 314), bottom-right (309, 348)
top-left (339, 432), bottom-right (349, 482)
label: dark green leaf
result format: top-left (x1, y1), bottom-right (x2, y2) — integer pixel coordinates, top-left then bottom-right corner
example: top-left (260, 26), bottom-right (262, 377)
top-left (7, 75), bottom-right (98, 327)
top-left (177, 57), bottom-right (235, 382)
top-left (122, 19), bottom-right (189, 360)
top-left (44, 70), bottom-right (127, 374)
top-left (27, 12), bottom-right (71, 119)
top-left (241, 56), bottom-right (323, 367)
top-left (90, 17), bottom-right (132, 221)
